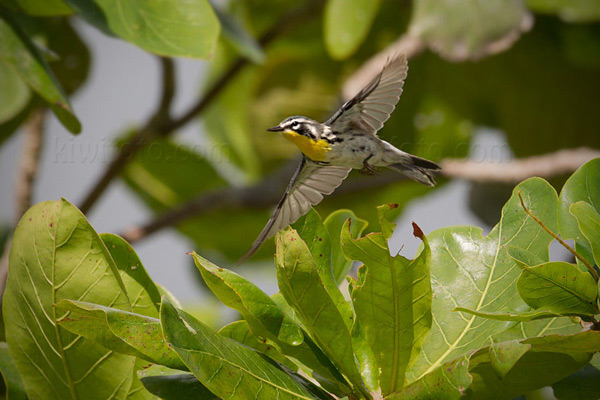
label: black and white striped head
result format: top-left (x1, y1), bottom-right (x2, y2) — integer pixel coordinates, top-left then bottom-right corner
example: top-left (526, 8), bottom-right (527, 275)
top-left (267, 116), bottom-right (324, 140)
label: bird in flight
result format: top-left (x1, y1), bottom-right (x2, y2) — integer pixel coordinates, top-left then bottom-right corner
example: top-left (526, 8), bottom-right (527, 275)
top-left (240, 54), bottom-right (440, 263)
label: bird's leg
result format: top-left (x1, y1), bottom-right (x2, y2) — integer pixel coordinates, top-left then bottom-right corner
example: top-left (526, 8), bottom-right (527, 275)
top-left (359, 154), bottom-right (378, 175)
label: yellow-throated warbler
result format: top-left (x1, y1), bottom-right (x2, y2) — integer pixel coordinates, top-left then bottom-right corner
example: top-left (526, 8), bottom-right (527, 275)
top-left (240, 54), bottom-right (440, 262)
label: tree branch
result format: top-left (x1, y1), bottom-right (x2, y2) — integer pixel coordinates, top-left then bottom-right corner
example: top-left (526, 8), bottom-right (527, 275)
top-left (120, 148), bottom-right (599, 244)
top-left (15, 108), bottom-right (46, 223)
top-left (78, 1), bottom-right (321, 215)
top-left (79, 56), bottom-right (176, 214)
top-left (440, 147), bottom-right (600, 183)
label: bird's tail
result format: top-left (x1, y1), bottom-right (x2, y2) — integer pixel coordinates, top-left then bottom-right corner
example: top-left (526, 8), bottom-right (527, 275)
top-left (388, 154), bottom-right (441, 187)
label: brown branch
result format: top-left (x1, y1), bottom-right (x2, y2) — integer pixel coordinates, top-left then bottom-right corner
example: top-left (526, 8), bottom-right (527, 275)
top-left (517, 191), bottom-right (599, 281)
top-left (79, 56), bottom-right (176, 214)
top-left (78, 1), bottom-right (321, 215)
top-left (440, 147), bottom-right (600, 183)
top-left (120, 148), bottom-right (600, 244)
top-left (15, 108), bottom-right (46, 222)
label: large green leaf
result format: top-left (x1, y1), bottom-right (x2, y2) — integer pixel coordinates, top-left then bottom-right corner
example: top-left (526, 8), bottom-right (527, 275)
top-left (570, 201), bottom-right (600, 267)
top-left (0, 0), bottom-right (71, 15)
top-left (406, 178), bottom-right (559, 383)
top-left (275, 228), bottom-right (368, 399)
top-left (387, 355), bottom-right (471, 400)
top-left (138, 364), bottom-right (216, 400)
top-left (517, 261), bottom-right (599, 315)
top-left (101, 233), bottom-right (162, 318)
top-left (558, 159), bottom-right (600, 266)
top-left (342, 205), bottom-right (432, 395)
top-left (160, 297), bottom-right (319, 400)
top-left (0, 61), bottom-right (30, 124)
top-left (323, 209), bottom-right (368, 284)
top-left (0, 342), bottom-right (27, 400)
top-left (409, 0), bottom-right (532, 61)
top-left (323, 0), bottom-right (381, 59)
top-left (0, 9), bottom-right (80, 133)
top-left (56, 300), bottom-right (186, 370)
top-left (3, 199), bottom-right (134, 399)
top-left (65, 0), bottom-right (220, 59)
top-left (192, 252), bottom-right (350, 394)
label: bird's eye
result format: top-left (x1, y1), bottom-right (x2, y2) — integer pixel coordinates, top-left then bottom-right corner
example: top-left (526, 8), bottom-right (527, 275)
top-left (292, 123), bottom-right (300, 130)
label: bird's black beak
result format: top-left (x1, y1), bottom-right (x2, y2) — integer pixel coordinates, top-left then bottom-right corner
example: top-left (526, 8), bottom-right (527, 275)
top-left (267, 125), bottom-right (284, 132)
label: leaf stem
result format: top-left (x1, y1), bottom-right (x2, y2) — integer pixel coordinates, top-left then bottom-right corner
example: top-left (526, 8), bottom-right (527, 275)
top-left (517, 191), bottom-right (599, 281)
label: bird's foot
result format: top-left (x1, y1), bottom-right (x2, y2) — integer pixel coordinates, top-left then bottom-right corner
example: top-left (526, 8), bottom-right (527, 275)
top-left (359, 161), bottom-right (378, 175)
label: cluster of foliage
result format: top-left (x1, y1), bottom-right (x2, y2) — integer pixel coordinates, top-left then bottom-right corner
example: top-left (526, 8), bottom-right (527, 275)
top-left (1, 0), bottom-right (600, 261)
top-left (0, 159), bottom-right (599, 399)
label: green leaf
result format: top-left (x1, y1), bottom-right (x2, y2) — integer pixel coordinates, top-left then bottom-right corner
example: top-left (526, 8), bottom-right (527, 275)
top-left (275, 228), bottom-right (367, 398)
top-left (323, 0), bottom-right (381, 59)
top-left (65, 0), bottom-right (220, 59)
top-left (138, 364), bottom-right (216, 400)
top-left (126, 359), bottom-right (158, 400)
top-left (192, 252), bottom-right (303, 345)
top-left (0, 61), bottom-right (30, 124)
top-left (387, 355), bottom-right (471, 400)
top-left (218, 320), bottom-right (298, 371)
top-left (0, 9), bottom-right (80, 133)
top-left (192, 252), bottom-right (350, 394)
top-left (407, 178), bottom-right (559, 383)
top-left (3, 199), bottom-right (134, 399)
top-left (522, 330), bottom-right (600, 353)
top-left (409, 0), bottom-right (533, 61)
top-left (487, 340), bottom-right (530, 379)
top-left (56, 300), bottom-right (186, 370)
top-left (558, 158), bottom-right (600, 267)
top-left (469, 345), bottom-right (591, 400)
top-left (293, 209), bottom-right (354, 329)
top-left (0, 0), bottom-right (72, 15)
top-left (552, 353), bottom-right (600, 400)
top-left (212, 4), bottom-right (265, 63)
top-left (517, 261), bottom-right (599, 315)
top-left (101, 233), bottom-right (162, 318)
top-left (454, 307), bottom-right (566, 321)
top-left (323, 209), bottom-right (368, 284)
top-left (160, 297), bottom-right (319, 400)
top-left (0, 342), bottom-right (27, 400)
top-left (342, 205), bottom-right (432, 395)
top-left (526, 0), bottom-right (600, 23)
top-left (570, 201), bottom-right (600, 267)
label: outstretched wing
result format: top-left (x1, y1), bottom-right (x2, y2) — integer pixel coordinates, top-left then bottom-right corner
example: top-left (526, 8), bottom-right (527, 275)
top-left (239, 158), bottom-right (350, 263)
top-left (326, 54), bottom-right (408, 135)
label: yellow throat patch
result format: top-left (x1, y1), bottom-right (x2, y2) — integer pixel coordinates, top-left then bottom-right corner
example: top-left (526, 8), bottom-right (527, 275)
top-left (281, 130), bottom-right (331, 161)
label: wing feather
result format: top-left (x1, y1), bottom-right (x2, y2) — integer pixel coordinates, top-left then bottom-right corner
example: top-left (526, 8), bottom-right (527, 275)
top-left (238, 159), bottom-right (350, 263)
top-left (326, 54), bottom-right (408, 135)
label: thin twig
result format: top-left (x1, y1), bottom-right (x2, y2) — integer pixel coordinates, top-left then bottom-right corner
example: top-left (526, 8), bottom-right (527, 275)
top-left (15, 108), bottom-right (46, 222)
top-left (517, 191), bottom-right (599, 281)
top-left (78, 1), bottom-right (321, 215)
